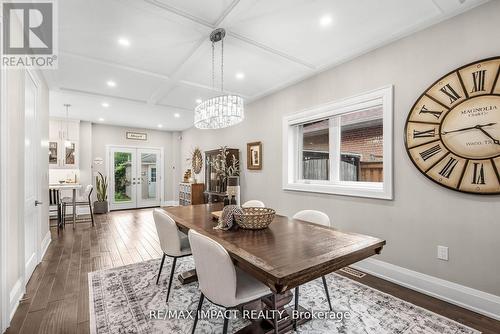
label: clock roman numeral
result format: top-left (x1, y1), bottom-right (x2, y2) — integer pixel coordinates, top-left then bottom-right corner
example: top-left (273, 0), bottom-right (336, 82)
top-left (439, 84), bottom-right (461, 104)
top-left (438, 157), bottom-right (458, 179)
top-left (472, 163), bottom-right (485, 184)
top-left (471, 70), bottom-right (486, 93)
top-left (413, 128), bottom-right (436, 138)
top-left (418, 105), bottom-right (442, 119)
top-left (419, 144), bottom-right (442, 161)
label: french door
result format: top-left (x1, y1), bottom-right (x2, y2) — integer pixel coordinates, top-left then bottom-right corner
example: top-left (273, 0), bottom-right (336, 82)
top-left (109, 147), bottom-right (162, 210)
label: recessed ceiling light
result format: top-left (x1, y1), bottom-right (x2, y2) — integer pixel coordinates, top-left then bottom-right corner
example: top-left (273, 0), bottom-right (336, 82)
top-left (174, 113), bottom-right (180, 118)
top-left (319, 14), bottom-right (333, 27)
top-left (106, 80), bottom-right (116, 87)
top-left (157, 124), bottom-right (163, 128)
top-left (101, 102), bottom-right (109, 108)
top-left (98, 118), bottom-right (105, 122)
top-left (118, 37), bottom-right (130, 47)
top-left (195, 99), bottom-right (202, 104)
top-left (235, 72), bottom-right (245, 80)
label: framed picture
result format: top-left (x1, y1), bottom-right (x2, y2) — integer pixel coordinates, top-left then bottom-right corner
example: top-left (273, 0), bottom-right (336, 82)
top-left (126, 131), bottom-right (147, 140)
top-left (247, 141), bottom-right (262, 170)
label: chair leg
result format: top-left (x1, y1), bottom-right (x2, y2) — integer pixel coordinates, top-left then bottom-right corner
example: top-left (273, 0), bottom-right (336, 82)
top-left (321, 276), bottom-right (333, 311)
top-left (191, 292), bottom-right (204, 334)
top-left (294, 286), bottom-right (299, 330)
top-left (273, 293), bottom-right (279, 334)
top-left (166, 257), bottom-right (177, 303)
top-left (156, 253), bottom-right (166, 285)
top-left (62, 205), bottom-right (65, 227)
top-left (222, 314), bottom-right (229, 334)
top-left (89, 200), bottom-right (95, 226)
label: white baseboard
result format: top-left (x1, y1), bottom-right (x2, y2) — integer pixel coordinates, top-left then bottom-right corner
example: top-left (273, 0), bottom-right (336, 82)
top-left (9, 278), bottom-right (23, 321)
top-left (351, 258), bottom-right (500, 321)
top-left (162, 201), bottom-right (179, 206)
top-left (40, 230), bottom-right (51, 261)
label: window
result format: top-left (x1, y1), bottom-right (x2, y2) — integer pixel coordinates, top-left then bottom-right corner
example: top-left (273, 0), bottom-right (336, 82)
top-left (282, 86), bottom-right (393, 199)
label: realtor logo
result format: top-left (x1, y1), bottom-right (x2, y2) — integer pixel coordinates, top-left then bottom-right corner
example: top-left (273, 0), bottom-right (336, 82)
top-left (1, 0), bottom-right (57, 68)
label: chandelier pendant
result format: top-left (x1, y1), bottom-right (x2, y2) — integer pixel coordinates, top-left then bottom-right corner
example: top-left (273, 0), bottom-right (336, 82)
top-left (194, 28), bottom-right (245, 129)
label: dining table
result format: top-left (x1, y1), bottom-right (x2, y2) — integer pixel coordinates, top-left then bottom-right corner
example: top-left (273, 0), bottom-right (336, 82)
top-left (49, 183), bottom-right (82, 228)
top-left (163, 203), bottom-right (386, 333)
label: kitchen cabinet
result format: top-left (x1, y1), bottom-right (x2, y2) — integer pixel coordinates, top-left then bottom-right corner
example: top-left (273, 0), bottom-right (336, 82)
top-left (49, 118), bottom-right (79, 169)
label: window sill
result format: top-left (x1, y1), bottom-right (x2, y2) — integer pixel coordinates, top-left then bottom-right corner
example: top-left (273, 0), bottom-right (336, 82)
top-left (283, 182), bottom-right (393, 200)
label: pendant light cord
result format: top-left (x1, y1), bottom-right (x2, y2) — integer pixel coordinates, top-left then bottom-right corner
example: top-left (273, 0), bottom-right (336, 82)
top-left (211, 41), bottom-right (215, 91)
top-left (221, 38), bottom-right (224, 93)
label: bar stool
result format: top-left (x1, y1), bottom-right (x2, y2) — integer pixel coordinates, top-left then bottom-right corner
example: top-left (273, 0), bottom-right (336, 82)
top-left (61, 184), bottom-right (95, 227)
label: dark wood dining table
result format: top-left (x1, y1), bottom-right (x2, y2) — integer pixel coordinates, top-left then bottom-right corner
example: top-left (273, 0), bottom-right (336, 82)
top-left (162, 203), bottom-right (386, 333)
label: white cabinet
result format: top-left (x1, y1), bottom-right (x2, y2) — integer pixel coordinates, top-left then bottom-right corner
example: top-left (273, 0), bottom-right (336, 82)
top-left (49, 118), bottom-right (79, 169)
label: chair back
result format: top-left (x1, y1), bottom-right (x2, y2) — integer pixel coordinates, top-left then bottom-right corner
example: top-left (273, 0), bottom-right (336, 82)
top-left (188, 229), bottom-right (237, 307)
top-left (84, 184), bottom-right (94, 201)
top-left (49, 189), bottom-right (60, 206)
top-left (153, 209), bottom-right (182, 256)
top-left (293, 210), bottom-right (330, 227)
top-left (242, 200), bottom-right (265, 208)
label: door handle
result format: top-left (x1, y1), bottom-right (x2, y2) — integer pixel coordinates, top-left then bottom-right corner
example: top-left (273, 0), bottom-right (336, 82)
top-left (35, 200), bottom-right (43, 206)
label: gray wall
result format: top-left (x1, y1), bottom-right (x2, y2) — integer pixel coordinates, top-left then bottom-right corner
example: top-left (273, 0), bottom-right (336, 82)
top-left (181, 1), bottom-right (500, 296)
top-left (91, 124), bottom-right (180, 202)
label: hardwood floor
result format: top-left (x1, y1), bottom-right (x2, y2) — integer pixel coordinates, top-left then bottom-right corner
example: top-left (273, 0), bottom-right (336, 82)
top-left (5, 208), bottom-right (500, 334)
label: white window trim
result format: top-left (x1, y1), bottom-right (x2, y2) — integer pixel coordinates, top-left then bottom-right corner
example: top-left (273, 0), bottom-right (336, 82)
top-left (282, 85), bottom-right (393, 200)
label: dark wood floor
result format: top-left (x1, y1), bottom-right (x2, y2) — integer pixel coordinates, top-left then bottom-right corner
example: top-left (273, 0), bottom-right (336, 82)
top-left (5, 208), bottom-right (500, 334)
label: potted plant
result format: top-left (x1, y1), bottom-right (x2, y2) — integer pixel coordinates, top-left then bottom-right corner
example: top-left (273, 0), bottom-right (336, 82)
top-left (94, 172), bottom-right (109, 214)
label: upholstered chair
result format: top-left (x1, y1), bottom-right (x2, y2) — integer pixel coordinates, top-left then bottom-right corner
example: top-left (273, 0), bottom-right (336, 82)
top-left (241, 200), bottom-right (265, 208)
top-left (188, 229), bottom-right (277, 334)
top-left (153, 209), bottom-right (192, 302)
top-left (292, 210), bottom-right (333, 328)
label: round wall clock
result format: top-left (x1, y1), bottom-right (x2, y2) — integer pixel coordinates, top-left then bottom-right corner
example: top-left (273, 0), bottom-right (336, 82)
top-left (405, 56), bottom-right (500, 194)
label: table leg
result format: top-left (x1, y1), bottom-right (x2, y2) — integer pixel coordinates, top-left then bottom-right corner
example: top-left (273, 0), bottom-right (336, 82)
top-left (236, 291), bottom-right (311, 334)
top-left (72, 188), bottom-right (76, 229)
top-left (178, 269), bottom-right (197, 284)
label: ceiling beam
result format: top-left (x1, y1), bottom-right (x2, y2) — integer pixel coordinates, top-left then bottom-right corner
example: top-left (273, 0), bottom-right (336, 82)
top-left (142, 0), bottom-right (315, 70)
top-left (58, 87), bottom-right (193, 112)
top-left (146, 0), bottom-right (247, 105)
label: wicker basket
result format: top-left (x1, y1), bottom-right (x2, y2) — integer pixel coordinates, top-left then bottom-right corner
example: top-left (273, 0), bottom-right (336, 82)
top-left (234, 207), bottom-right (276, 230)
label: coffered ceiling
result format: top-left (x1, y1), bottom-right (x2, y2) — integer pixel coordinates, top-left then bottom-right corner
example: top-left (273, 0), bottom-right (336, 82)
top-left (45, 0), bottom-right (489, 131)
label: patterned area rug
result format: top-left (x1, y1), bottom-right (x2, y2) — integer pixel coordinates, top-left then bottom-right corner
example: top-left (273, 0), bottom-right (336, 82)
top-left (89, 258), bottom-right (480, 334)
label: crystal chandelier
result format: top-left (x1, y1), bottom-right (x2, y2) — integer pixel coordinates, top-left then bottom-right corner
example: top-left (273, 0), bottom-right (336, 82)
top-left (194, 28), bottom-right (244, 129)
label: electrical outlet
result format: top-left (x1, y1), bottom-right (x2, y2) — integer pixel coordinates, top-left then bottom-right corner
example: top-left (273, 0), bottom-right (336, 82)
top-left (437, 246), bottom-right (449, 261)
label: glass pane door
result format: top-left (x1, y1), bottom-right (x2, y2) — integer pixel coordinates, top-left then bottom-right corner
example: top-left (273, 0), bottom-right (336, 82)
top-left (49, 141), bottom-right (58, 165)
top-left (110, 147), bottom-right (137, 210)
top-left (137, 149), bottom-right (161, 208)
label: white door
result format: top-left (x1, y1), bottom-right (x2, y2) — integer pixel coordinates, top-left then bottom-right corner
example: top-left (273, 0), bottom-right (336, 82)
top-left (109, 147), bottom-right (161, 210)
top-left (24, 72), bottom-right (39, 280)
top-left (110, 147), bottom-right (137, 210)
top-left (137, 149), bottom-right (161, 208)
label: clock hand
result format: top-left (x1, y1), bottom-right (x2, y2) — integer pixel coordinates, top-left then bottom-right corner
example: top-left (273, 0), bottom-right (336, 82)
top-left (441, 122), bottom-right (497, 135)
top-left (477, 127), bottom-right (500, 145)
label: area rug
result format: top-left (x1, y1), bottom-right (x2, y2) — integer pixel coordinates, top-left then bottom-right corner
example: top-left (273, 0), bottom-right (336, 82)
top-left (89, 257), bottom-right (480, 334)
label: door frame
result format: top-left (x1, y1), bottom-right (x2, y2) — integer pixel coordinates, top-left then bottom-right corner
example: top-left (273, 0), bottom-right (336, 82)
top-left (105, 145), bottom-right (164, 210)
top-left (0, 48), bottom-right (9, 333)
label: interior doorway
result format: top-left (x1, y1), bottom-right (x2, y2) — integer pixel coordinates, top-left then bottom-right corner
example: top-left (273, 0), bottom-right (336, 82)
top-left (108, 146), bottom-right (163, 210)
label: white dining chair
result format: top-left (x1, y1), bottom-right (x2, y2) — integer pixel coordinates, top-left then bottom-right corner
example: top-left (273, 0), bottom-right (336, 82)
top-left (188, 229), bottom-right (278, 334)
top-left (292, 210), bottom-right (333, 328)
top-left (242, 200), bottom-right (265, 208)
top-left (153, 209), bottom-right (192, 303)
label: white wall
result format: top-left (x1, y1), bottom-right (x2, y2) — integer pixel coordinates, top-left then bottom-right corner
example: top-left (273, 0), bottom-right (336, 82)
top-left (91, 124), bottom-right (180, 203)
top-left (0, 16), bottom-right (50, 330)
top-left (181, 1), bottom-right (500, 298)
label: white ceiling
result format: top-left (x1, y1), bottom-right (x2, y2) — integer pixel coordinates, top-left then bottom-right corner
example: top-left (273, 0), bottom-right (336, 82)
top-left (45, 0), bottom-right (489, 131)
